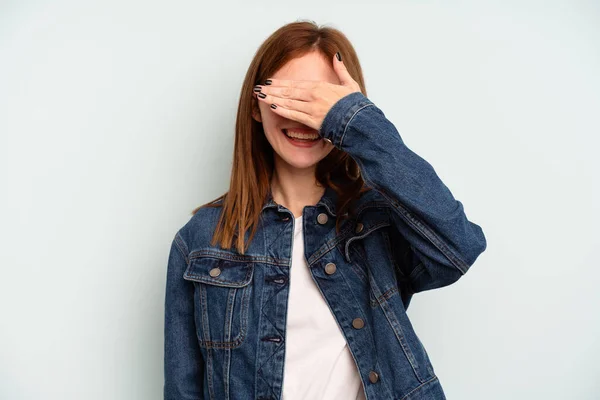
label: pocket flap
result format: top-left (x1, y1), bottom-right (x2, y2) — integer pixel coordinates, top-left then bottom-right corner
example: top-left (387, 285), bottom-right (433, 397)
top-left (183, 256), bottom-right (254, 287)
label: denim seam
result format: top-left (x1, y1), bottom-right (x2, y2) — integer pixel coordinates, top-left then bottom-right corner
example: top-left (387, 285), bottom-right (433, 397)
top-left (224, 288), bottom-right (233, 398)
top-left (347, 245), bottom-right (379, 307)
top-left (345, 246), bottom-right (369, 284)
top-left (225, 286), bottom-right (236, 344)
top-left (343, 220), bottom-right (391, 263)
top-left (339, 103), bottom-right (375, 148)
top-left (368, 178), bottom-right (469, 275)
top-left (195, 285), bottom-right (250, 349)
top-left (174, 231), bottom-right (189, 265)
top-left (184, 261), bottom-right (254, 287)
top-left (397, 205), bottom-right (469, 274)
top-left (375, 288), bottom-right (422, 381)
top-left (199, 283), bottom-right (215, 399)
top-left (400, 374), bottom-right (440, 400)
top-left (375, 285), bottom-right (399, 306)
top-left (188, 250), bottom-right (287, 267)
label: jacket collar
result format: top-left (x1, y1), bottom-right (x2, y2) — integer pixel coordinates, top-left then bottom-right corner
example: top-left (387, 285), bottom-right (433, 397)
top-left (261, 184), bottom-right (338, 217)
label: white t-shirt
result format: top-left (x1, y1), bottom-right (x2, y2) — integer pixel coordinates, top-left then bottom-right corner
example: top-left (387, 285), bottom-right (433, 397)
top-left (282, 214), bottom-right (367, 400)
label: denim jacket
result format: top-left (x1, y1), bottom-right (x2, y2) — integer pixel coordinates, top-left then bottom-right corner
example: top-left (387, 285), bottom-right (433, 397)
top-left (164, 92), bottom-right (487, 400)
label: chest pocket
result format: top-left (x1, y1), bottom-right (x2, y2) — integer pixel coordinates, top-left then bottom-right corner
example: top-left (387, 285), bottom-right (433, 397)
top-left (343, 208), bottom-right (402, 307)
top-left (343, 207), bottom-right (391, 265)
top-left (183, 255), bottom-right (254, 349)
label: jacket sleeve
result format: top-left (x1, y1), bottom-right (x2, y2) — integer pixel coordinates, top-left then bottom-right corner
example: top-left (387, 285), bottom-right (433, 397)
top-left (164, 230), bottom-right (205, 399)
top-left (319, 91), bottom-right (487, 293)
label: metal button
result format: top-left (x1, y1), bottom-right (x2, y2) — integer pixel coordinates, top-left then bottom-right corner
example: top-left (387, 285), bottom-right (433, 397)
top-left (355, 222), bottom-right (364, 234)
top-left (352, 318), bottom-right (364, 329)
top-left (368, 371), bottom-right (379, 383)
top-left (209, 267), bottom-right (221, 277)
top-left (317, 213), bottom-right (328, 224)
top-left (324, 262), bottom-right (337, 275)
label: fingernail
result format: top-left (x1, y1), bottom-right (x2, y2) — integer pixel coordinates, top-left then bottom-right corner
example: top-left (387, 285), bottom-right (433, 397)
top-left (253, 85), bottom-right (262, 92)
top-left (336, 52), bottom-right (342, 62)
top-left (270, 104), bottom-right (277, 109)
top-left (258, 92), bottom-right (266, 99)
top-left (264, 79), bottom-right (272, 85)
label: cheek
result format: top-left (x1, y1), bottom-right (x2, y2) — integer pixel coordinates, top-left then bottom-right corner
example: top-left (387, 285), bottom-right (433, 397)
top-left (259, 112), bottom-right (289, 142)
top-left (258, 103), bottom-right (277, 124)
top-left (258, 100), bottom-right (281, 120)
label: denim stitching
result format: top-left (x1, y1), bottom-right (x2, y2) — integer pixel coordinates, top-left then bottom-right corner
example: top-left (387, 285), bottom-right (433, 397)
top-left (174, 231), bottom-right (189, 265)
top-left (344, 220), bottom-right (391, 263)
top-left (375, 294), bottom-right (423, 382)
top-left (400, 375), bottom-right (440, 400)
top-left (191, 260), bottom-right (252, 349)
top-left (358, 162), bottom-right (469, 275)
top-left (339, 103), bottom-right (375, 148)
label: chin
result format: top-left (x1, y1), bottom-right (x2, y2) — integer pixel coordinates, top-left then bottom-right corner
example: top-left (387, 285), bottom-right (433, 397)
top-left (285, 158), bottom-right (320, 169)
top-left (279, 152), bottom-right (324, 169)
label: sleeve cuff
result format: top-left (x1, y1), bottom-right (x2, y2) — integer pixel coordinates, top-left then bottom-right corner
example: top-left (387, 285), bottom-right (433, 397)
top-left (318, 91), bottom-right (375, 148)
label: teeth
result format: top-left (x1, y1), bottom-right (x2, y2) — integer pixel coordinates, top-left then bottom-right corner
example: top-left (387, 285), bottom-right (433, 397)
top-left (284, 129), bottom-right (320, 140)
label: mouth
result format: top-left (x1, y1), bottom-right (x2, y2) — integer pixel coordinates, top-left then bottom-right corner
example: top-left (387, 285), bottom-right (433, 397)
top-left (281, 128), bottom-right (321, 142)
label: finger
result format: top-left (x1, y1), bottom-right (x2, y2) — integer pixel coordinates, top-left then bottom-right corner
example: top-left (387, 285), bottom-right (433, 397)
top-left (255, 84), bottom-right (313, 102)
top-left (333, 52), bottom-right (359, 89)
top-left (261, 78), bottom-right (320, 91)
top-left (256, 92), bottom-right (312, 114)
top-left (266, 102), bottom-right (317, 130)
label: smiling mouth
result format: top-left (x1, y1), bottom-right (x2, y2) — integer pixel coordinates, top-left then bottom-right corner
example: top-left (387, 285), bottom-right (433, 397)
top-left (282, 128), bottom-right (321, 141)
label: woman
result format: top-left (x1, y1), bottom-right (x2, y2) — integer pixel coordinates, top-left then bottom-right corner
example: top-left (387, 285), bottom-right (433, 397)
top-left (164, 20), bottom-right (486, 400)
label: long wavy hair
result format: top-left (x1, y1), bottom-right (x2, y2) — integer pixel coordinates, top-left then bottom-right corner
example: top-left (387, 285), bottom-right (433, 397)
top-left (192, 19), bottom-right (372, 254)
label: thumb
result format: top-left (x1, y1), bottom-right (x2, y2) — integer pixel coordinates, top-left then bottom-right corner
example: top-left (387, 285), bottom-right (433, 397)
top-left (333, 52), bottom-right (354, 87)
